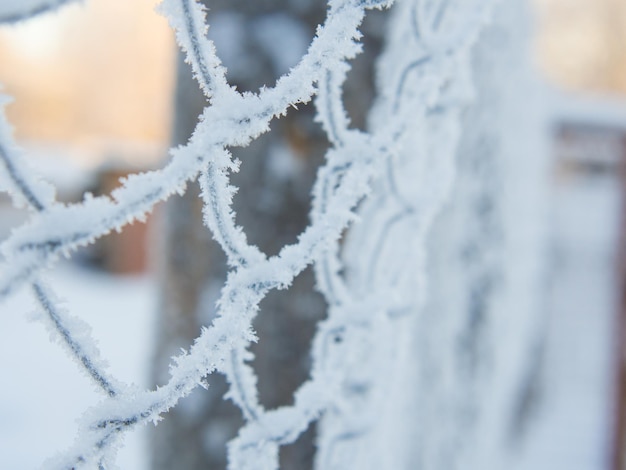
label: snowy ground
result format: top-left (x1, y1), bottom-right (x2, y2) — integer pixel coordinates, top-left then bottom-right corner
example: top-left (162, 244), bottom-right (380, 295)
top-left (0, 177), bottom-right (621, 470)
top-left (514, 172), bottom-right (621, 470)
top-left (0, 130), bottom-right (623, 468)
top-left (0, 262), bottom-right (155, 469)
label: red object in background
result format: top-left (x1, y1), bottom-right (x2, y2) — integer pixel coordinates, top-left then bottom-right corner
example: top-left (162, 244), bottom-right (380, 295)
top-left (97, 167), bottom-right (154, 274)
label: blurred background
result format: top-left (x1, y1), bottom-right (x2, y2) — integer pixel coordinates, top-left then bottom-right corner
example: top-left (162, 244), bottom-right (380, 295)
top-left (0, 0), bottom-right (625, 469)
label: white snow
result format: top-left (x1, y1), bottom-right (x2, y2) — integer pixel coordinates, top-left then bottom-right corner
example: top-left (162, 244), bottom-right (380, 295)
top-left (514, 173), bottom-right (622, 470)
top-left (0, 263), bottom-right (154, 469)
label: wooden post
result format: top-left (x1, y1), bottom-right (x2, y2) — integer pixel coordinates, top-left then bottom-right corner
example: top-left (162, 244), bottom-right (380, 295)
top-left (612, 130), bottom-right (626, 470)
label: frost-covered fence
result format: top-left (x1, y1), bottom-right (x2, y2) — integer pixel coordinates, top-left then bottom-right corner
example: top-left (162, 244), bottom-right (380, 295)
top-left (0, 0), bottom-right (544, 468)
top-left (396, 2), bottom-right (548, 468)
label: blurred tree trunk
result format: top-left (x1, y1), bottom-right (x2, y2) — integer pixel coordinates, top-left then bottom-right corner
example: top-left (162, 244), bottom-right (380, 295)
top-left (151, 2), bottom-right (385, 469)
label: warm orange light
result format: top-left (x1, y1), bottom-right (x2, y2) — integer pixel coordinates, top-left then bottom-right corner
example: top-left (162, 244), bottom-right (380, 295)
top-left (532, 0), bottom-right (626, 95)
top-left (0, 0), bottom-right (176, 165)
top-left (0, 0), bottom-right (624, 168)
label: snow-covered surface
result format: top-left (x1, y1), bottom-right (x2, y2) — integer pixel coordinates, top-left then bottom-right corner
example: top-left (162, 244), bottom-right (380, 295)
top-left (518, 91), bottom-right (626, 470)
top-left (515, 173), bottom-right (621, 470)
top-left (0, 263), bottom-right (154, 469)
top-left (0, 144), bottom-right (621, 470)
top-left (22, 146), bottom-right (96, 200)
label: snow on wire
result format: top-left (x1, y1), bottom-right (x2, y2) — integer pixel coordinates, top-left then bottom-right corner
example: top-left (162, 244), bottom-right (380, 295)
top-left (0, 0), bottom-right (495, 468)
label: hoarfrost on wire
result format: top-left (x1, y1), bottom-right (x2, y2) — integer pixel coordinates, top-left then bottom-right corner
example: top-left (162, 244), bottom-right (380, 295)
top-left (0, 0), bottom-right (500, 468)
